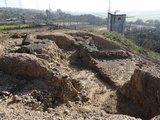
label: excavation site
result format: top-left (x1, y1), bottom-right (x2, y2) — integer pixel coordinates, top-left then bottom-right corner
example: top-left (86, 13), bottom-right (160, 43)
top-left (0, 29), bottom-right (160, 120)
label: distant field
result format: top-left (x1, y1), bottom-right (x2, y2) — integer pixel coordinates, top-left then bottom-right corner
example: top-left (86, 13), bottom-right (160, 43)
top-left (126, 10), bottom-right (160, 22)
top-left (0, 24), bottom-right (29, 30)
top-left (126, 16), bottom-right (160, 22)
top-left (90, 10), bottom-right (160, 22)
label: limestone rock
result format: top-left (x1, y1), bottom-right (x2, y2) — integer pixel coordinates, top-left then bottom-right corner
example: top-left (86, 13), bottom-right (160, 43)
top-left (151, 115), bottom-right (160, 120)
top-left (12, 95), bottom-right (21, 103)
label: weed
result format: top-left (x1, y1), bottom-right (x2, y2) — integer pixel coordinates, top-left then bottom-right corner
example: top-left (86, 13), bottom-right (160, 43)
top-left (37, 103), bottom-right (44, 112)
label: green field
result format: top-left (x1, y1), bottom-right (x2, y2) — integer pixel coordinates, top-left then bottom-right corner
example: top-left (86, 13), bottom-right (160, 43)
top-left (0, 24), bottom-right (29, 30)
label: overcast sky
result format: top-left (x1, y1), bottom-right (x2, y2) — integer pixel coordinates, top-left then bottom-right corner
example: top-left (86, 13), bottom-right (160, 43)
top-left (0, 0), bottom-right (160, 12)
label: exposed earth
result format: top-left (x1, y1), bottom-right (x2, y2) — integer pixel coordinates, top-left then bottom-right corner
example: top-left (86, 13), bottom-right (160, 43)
top-left (0, 28), bottom-right (160, 120)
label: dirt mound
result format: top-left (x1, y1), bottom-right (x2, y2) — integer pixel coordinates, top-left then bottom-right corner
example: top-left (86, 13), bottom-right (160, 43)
top-left (0, 53), bottom-right (51, 78)
top-left (36, 33), bottom-right (79, 51)
top-left (119, 69), bottom-right (160, 119)
top-left (19, 39), bottom-right (67, 63)
top-left (0, 108), bottom-right (141, 120)
top-left (67, 31), bottom-right (121, 51)
top-left (0, 53), bottom-right (78, 102)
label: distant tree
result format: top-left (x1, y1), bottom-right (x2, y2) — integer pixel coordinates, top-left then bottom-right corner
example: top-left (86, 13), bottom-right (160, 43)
top-left (156, 23), bottom-right (160, 30)
top-left (46, 9), bottom-right (50, 16)
top-left (125, 29), bottom-right (160, 53)
top-left (154, 19), bottom-right (160, 29)
top-left (145, 19), bottom-right (154, 26)
top-left (45, 9), bottom-right (54, 24)
top-left (135, 19), bottom-right (144, 25)
top-left (20, 16), bottom-right (25, 24)
top-left (56, 9), bottom-right (63, 15)
top-left (0, 7), bottom-right (107, 26)
top-left (154, 19), bottom-right (160, 24)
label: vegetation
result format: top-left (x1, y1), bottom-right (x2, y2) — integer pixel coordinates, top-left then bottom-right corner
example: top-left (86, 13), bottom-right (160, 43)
top-left (37, 103), bottom-right (44, 112)
top-left (125, 29), bottom-right (160, 53)
top-left (86, 29), bottom-right (160, 60)
top-left (0, 7), bottom-right (107, 26)
top-left (125, 18), bottom-right (160, 60)
top-left (0, 24), bottom-right (29, 30)
top-left (126, 19), bottom-right (160, 29)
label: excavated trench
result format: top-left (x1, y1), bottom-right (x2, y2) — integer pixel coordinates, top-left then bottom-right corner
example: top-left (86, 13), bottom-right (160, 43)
top-left (0, 31), bottom-right (160, 119)
top-left (0, 33), bottom-right (81, 112)
top-left (33, 32), bottom-right (146, 118)
top-left (119, 68), bottom-right (160, 119)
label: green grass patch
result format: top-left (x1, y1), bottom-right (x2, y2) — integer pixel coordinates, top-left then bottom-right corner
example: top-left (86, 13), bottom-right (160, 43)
top-left (85, 29), bottom-right (160, 60)
top-left (20, 24), bottom-right (29, 28)
top-left (0, 25), bottom-right (17, 30)
top-left (37, 103), bottom-right (44, 112)
top-left (0, 24), bottom-right (29, 30)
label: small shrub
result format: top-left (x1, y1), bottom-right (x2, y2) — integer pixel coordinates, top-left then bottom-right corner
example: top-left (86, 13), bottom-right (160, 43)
top-left (37, 103), bottom-right (44, 112)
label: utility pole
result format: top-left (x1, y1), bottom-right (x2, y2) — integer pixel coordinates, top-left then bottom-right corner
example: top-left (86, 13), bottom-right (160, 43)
top-left (5, 0), bottom-right (7, 10)
top-left (19, 0), bottom-right (22, 9)
top-left (107, 0), bottom-right (111, 31)
top-left (36, 0), bottom-right (39, 10)
top-left (108, 0), bottom-right (111, 12)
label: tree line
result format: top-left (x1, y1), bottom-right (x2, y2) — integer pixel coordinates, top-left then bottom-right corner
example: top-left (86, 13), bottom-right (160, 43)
top-left (125, 19), bottom-right (160, 53)
top-left (0, 7), bottom-right (107, 26)
top-left (127, 19), bottom-right (160, 29)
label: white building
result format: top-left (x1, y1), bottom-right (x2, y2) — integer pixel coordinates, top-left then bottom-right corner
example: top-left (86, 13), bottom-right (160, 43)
top-left (108, 12), bottom-right (126, 34)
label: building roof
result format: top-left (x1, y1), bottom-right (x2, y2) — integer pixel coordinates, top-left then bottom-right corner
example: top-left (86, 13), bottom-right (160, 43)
top-left (108, 12), bottom-right (126, 16)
